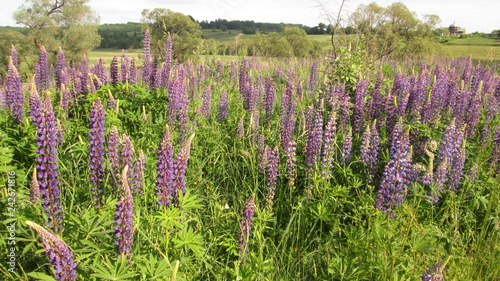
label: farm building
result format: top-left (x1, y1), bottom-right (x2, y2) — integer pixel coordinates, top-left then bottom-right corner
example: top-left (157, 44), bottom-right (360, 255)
top-left (449, 23), bottom-right (466, 36)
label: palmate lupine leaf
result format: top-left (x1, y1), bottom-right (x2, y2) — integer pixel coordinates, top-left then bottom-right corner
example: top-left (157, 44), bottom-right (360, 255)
top-left (91, 256), bottom-right (139, 280)
top-left (172, 226), bottom-right (205, 257)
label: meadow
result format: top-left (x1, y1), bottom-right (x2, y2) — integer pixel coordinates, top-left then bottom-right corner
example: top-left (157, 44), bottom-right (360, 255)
top-left (1, 32), bottom-right (500, 281)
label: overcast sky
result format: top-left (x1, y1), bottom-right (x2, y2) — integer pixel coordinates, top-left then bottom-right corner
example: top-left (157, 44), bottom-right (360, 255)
top-left (1, 0), bottom-right (498, 33)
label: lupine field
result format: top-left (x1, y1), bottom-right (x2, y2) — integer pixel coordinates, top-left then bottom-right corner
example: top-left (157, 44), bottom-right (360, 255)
top-left (1, 29), bottom-right (500, 280)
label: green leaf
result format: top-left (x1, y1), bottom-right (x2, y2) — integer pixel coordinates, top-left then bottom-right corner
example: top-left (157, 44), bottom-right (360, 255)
top-left (26, 272), bottom-right (57, 281)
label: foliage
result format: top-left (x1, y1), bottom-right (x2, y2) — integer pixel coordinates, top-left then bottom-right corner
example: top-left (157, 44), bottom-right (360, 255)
top-left (1, 43), bottom-right (500, 281)
top-left (13, 0), bottom-right (101, 62)
top-left (141, 8), bottom-right (202, 62)
top-left (348, 1), bottom-right (442, 60)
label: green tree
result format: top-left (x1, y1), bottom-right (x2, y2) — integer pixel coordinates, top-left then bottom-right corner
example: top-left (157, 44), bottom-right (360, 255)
top-left (349, 1), bottom-right (440, 59)
top-left (0, 30), bottom-right (32, 78)
top-left (141, 8), bottom-right (202, 62)
top-left (13, 0), bottom-right (101, 62)
top-left (282, 27), bottom-right (312, 57)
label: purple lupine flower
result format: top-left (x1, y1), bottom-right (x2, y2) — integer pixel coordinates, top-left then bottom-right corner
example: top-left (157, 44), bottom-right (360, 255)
top-left (285, 141), bottom-right (297, 188)
top-left (92, 57), bottom-right (108, 87)
top-left (156, 125), bottom-right (175, 206)
top-left (26, 221), bottom-right (77, 281)
top-left (153, 63), bottom-right (164, 88)
top-left (56, 47), bottom-right (67, 88)
top-left (217, 60), bottom-right (223, 81)
top-left (129, 59), bottom-right (137, 85)
top-left (36, 94), bottom-right (64, 233)
top-left (59, 84), bottom-right (70, 113)
top-left (238, 194), bottom-right (255, 256)
top-left (341, 127), bottom-right (353, 166)
top-left (79, 55), bottom-right (90, 93)
top-left (309, 61), bottom-right (318, 89)
top-left (114, 166), bottom-right (134, 260)
top-left (305, 105), bottom-right (323, 170)
top-left (10, 45), bottom-right (18, 71)
top-left (421, 258), bottom-right (450, 281)
top-left (218, 88), bottom-right (228, 122)
top-left (107, 89), bottom-right (116, 110)
top-left (264, 76), bottom-right (275, 122)
top-left (89, 98), bottom-right (106, 207)
top-left (162, 34), bottom-right (173, 87)
top-left (36, 46), bottom-right (50, 92)
top-left (131, 149), bottom-right (145, 194)
top-left (360, 124), bottom-right (372, 166)
top-left (110, 56), bottom-right (119, 86)
top-left (173, 134), bottom-right (195, 198)
top-left (366, 120), bottom-right (380, 182)
top-left (265, 145), bottom-right (279, 210)
top-left (280, 93), bottom-right (296, 152)
top-left (31, 168), bottom-right (41, 203)
top-left (375, 120), bottom-right (413, 217)
top-left (29, 85), bottom-right (43, 127)
top-left (352, 79), bottom-right (368, 133)
top-left (321, 112), bottom-right (337, 179)
top-left (120, 133), bottom-right (136, 190)
top-left (121, 52), bottom-right (129, 83)
top-left (6, 58), bottom-right (24, 123)
top-left (448, 139), bottom-right (466, 191)
top-left (108, 126), bottom-right (120, 187)
top-left (142, 29), bottom-right (152, 87)
top-left (201, 85), bottom-right (212, 119)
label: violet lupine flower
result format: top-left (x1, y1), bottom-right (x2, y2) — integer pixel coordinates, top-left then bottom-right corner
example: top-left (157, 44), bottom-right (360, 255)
top-left (285, 141), bottom-right (297, 188)
top-left (110, 56), bottom-right (119, 86)
top-left (360, 124), bottom-right (372, 166)
top-left (264, 76), bottom-right (276, 122)
top-left (305, 105), bottom-right (323, 171)
top-left (79, 55), bottom-right (90, 93)
top-left (10, 45), bottom-right (18, 71)
top-left (89, 98), bottom-right (106, 207)
top-left (156, 125), bottom-right (175, 206)
top-left (35, 95), bottom-right (64, 233)
top-left (56, 47), bottom-right (67, 88)
top-left (92, 58), bottom-right (108, 87)
top-left (265, 145), bottom-right (279, 210)
top-left (60, 84), bottom-right (70, 113)
top-left (238, 194), bottom-right (255, 256)
top-left (26, 221), bottom-right (77, 281)
top-left (56, 119), bottom-right (64, 146)
top-left (341, 127), bottom-right (353, 166)
top-left (129, 59), bottom-right (137, 85)
top-left (162, 34), bottom-right (173, 87)
top-left (7, 58), bottom-right (24, 123)
top-left (421, 258), bottom-right (450, 281)
top-left (218, 88), bottom-right (228, 122)
top-left (375, 120), bottom-right (413, 217)
top-left (108, 126), bottom-right (121, 187)
top-left (107, 89), bottom-right (117, 110)
top-left (448, 139), bottom-right (466, 191)
top-left (121, 52), bottom-right (129, 83)
top-left (131, 149), bottom-right (145, 194)
top-left (201, 85), bottom-right (212, 119)
top-left (352, 79), bottom-right (368, 133)
top-left (366, 120), bottom-right (380, 182)
top-left (36, 46), bottom-right (50, 92)
top-left (142, 29), bottom-right (152, 87)
top-left (321, 112), bottom-right (337, 179)
top-left (29, 85), bottom-right (43, 128)
top-left (114, 166), bottom-right (134, 260)
top-left (31, 168), bottom-right (41, 203)
top-left (120, 133), bottom-right (136, 191)
top-left (173, 134), bottom-right (195, 198)
top-left (309, 61), bottom-right (318, 89)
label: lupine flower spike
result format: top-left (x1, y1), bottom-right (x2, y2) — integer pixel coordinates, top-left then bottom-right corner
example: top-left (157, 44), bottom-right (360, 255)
top-left (114, 165), bottom-right (134, 261)
top-left (422, 257), bottom-right (451, 281)
top-left (238, 194), bottom-right (255, 258)
top-left (26, 221), bottom-right (77, 281)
